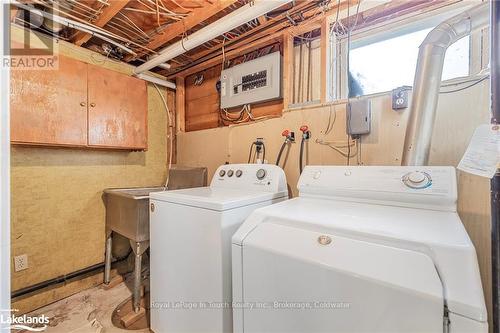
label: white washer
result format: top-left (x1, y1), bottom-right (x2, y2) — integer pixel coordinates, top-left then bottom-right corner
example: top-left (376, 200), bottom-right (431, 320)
top-left (150, 164), bottom-right (287, 333)
top-left (232, 166), bottom-right (487, 333)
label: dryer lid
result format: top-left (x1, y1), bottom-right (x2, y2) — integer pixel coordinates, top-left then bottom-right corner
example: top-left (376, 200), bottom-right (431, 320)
top-left (240, 222), bottom-right (445, 332)
top-left (233, 197), bottom-right (487, 323)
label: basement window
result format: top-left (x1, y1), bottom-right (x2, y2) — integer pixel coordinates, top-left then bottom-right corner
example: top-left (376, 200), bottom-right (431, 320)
top-left (348, 28), bottom-right (470, 97)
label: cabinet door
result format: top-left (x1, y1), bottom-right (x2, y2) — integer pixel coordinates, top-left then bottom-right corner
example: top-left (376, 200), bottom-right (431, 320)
top-left (10, 55), bottom-right (88, 146)
top-left (87, 65), bottom-right (148, 150)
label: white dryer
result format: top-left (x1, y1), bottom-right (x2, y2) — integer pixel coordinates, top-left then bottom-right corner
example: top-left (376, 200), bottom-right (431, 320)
top-left (232, 166), bottom-right (487, 333)
top-left (150, 164), bottom-right (288, 333)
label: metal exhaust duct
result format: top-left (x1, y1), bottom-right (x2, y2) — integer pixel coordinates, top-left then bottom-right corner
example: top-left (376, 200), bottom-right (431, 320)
top-left (402, 2), bottom-right (489, 166)
top-left (134, 0), bottom-right (293, 75)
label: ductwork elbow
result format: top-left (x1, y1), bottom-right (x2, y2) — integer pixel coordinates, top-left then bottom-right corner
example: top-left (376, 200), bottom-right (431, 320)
top-left (402, 3), bottom-right (489, 166)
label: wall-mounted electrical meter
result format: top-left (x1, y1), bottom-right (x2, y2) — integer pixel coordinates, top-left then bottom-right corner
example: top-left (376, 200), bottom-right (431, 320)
top-left (220, 51), bottom-right (281, 109)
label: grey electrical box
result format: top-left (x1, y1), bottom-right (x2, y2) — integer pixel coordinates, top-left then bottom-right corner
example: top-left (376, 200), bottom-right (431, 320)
top-left (392, 86), bottom-right (411, 110)
top-left (220, 52), bottom-right (281, 109)
top-left (347, 99), bottom-right (371, 136)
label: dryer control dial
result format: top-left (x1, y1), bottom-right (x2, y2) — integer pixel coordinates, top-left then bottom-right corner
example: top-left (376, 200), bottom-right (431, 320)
top-left (402, 171), bottom-right (432, 189)
top-left (256, 169), bottom-right (267, 180)
top-left (219, 170), bottom-right (226, 177)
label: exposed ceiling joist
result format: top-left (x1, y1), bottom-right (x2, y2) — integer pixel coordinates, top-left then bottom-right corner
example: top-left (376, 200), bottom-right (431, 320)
top-left (168, 30), bottom-right (283, 79)
top-left (127, 0), bottom-right (238, 61)
top-left (72, 0), bottom-right (131, 46)
top-left (166, 0), bottom-right (358, 77)
top-left (166, 1), bottom-right (313, 71)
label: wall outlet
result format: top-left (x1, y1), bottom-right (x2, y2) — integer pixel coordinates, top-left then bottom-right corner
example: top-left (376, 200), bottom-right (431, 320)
top-left (14, 254), bottom-right (28, 272)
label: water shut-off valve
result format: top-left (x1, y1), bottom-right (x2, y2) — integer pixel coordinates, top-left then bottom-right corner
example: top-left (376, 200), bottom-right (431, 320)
top-left (275, 130), bottom-right (294, 166)
top-left (300, 125), bottom-right (311, 140)
top-left (281, 129), bottom-right (295, 143)
top-left (299, 125), bottom-right (311, 174)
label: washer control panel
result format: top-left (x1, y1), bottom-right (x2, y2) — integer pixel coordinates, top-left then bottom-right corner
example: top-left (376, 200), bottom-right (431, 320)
top-left (256, 168), bottom-right (267, 180)
top-left (212, 164), bottom-right (287, 193)
top-left (402, 171), bottom-right (432, 189)
top-left (298, 166), bottom-right (457, 211)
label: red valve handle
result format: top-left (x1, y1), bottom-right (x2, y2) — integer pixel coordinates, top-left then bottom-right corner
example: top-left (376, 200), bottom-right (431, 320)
top-left (300, 125), bottom-right (309, 133)
top-left (281, 129), bottom-right (290, 137)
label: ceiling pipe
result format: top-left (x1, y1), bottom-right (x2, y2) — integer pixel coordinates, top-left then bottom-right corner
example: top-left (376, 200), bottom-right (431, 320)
top-left (134, 0), bottom-right (293, 75)
top-left (136, 73), bottom-right (176, 90)
top-left (402, 2), bottom-right (489, 166)
top-left (148, 55), bottom-right (171, 70)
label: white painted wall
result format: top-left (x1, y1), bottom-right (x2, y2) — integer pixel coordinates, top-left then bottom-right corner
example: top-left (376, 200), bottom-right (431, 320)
top-left (0, 0), bottom-right (11, 329)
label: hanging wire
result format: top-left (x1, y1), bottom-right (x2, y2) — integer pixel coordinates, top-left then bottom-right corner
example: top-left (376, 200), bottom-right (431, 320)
top-left (440, 75), bottom-right (489, 94)
top-left (29, 0), bottom-right (157, 53)
top-left (117, 12), bottom-right (150, 39)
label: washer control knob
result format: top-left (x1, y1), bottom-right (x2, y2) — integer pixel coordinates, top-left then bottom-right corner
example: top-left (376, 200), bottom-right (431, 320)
top-left (219, 170), bottom-right (226, 177)
top-left (256, 168), bottom-right (267, 180)
top-left (408, 172), bottom-right (426, 184)
top-left (235, 170), bottom-right (243, 177)
top-left (402, 171), bottom-right (432, 189)
top-left (227, 170), bottom-right (234, 177)
top-left (313, 171), bottom-right (321, 179)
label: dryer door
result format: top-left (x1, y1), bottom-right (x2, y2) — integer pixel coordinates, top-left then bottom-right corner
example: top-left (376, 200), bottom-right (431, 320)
top-left (241, 223), bottom-right (444, 333)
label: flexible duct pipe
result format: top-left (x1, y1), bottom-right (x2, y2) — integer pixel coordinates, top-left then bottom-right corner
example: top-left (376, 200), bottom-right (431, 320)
top-left (402, 2), bottom-right (489, 166)
top-left (134, 0), bottom-right (293, 74)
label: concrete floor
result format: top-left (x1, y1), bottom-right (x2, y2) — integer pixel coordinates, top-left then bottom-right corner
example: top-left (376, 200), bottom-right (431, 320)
top-left (26, 277), bottom-right (150, 333)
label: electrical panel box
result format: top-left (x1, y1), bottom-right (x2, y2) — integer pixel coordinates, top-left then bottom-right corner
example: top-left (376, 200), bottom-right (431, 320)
top-left (347, 99), bottom-right (371, 136)
top-left (220, 52), bottom-right (281, 109)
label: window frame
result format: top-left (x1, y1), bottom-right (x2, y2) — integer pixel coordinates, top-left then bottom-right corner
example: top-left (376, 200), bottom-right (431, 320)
top-left (329, 1), bottom-right (486, 100)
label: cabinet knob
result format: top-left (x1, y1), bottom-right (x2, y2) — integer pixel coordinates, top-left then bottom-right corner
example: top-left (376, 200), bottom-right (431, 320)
top-left (90, 103), bottom-right (96, 107)
top-left (80, 102), bottom-right (86, 107)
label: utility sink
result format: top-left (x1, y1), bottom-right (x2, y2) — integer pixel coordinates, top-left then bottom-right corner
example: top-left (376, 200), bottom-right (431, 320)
top-left (103, 186), bottom-right (166, 242)
top-left (102, 166), bottom-right (207, 313)
top-left (103, 165), bottom-right (208, 242)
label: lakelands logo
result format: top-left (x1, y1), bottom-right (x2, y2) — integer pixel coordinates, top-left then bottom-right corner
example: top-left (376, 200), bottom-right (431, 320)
top-left (0, 309), bottom-right (49, 332)
top-left (3, 3), bottom-right (59, 70)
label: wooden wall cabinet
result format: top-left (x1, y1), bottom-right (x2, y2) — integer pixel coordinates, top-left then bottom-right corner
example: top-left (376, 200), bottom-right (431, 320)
top-left (10, 56), bottom-right (88, 146)
top-left (87, 65), bottom-right (147, 149)
top-left (11, 56), bottom-right (148, 150)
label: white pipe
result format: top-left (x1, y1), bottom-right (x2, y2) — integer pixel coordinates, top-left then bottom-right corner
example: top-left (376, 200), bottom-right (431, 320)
top-left (0, 2), bottom-right (11, 327)
top-left (134, 0), bottom-right (293, 74)
top-left (402, 2), bottom-right (489, 166)
top-left (148, 55), bottom-right (171, 70)
top-left (135, 73), bottom-right (176, 90)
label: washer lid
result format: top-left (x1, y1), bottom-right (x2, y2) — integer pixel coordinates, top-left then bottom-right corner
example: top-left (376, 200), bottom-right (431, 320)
top-left (150, 187), bottom-right (287, 211)
top-left (233, 197), bottom-right (487, 323)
